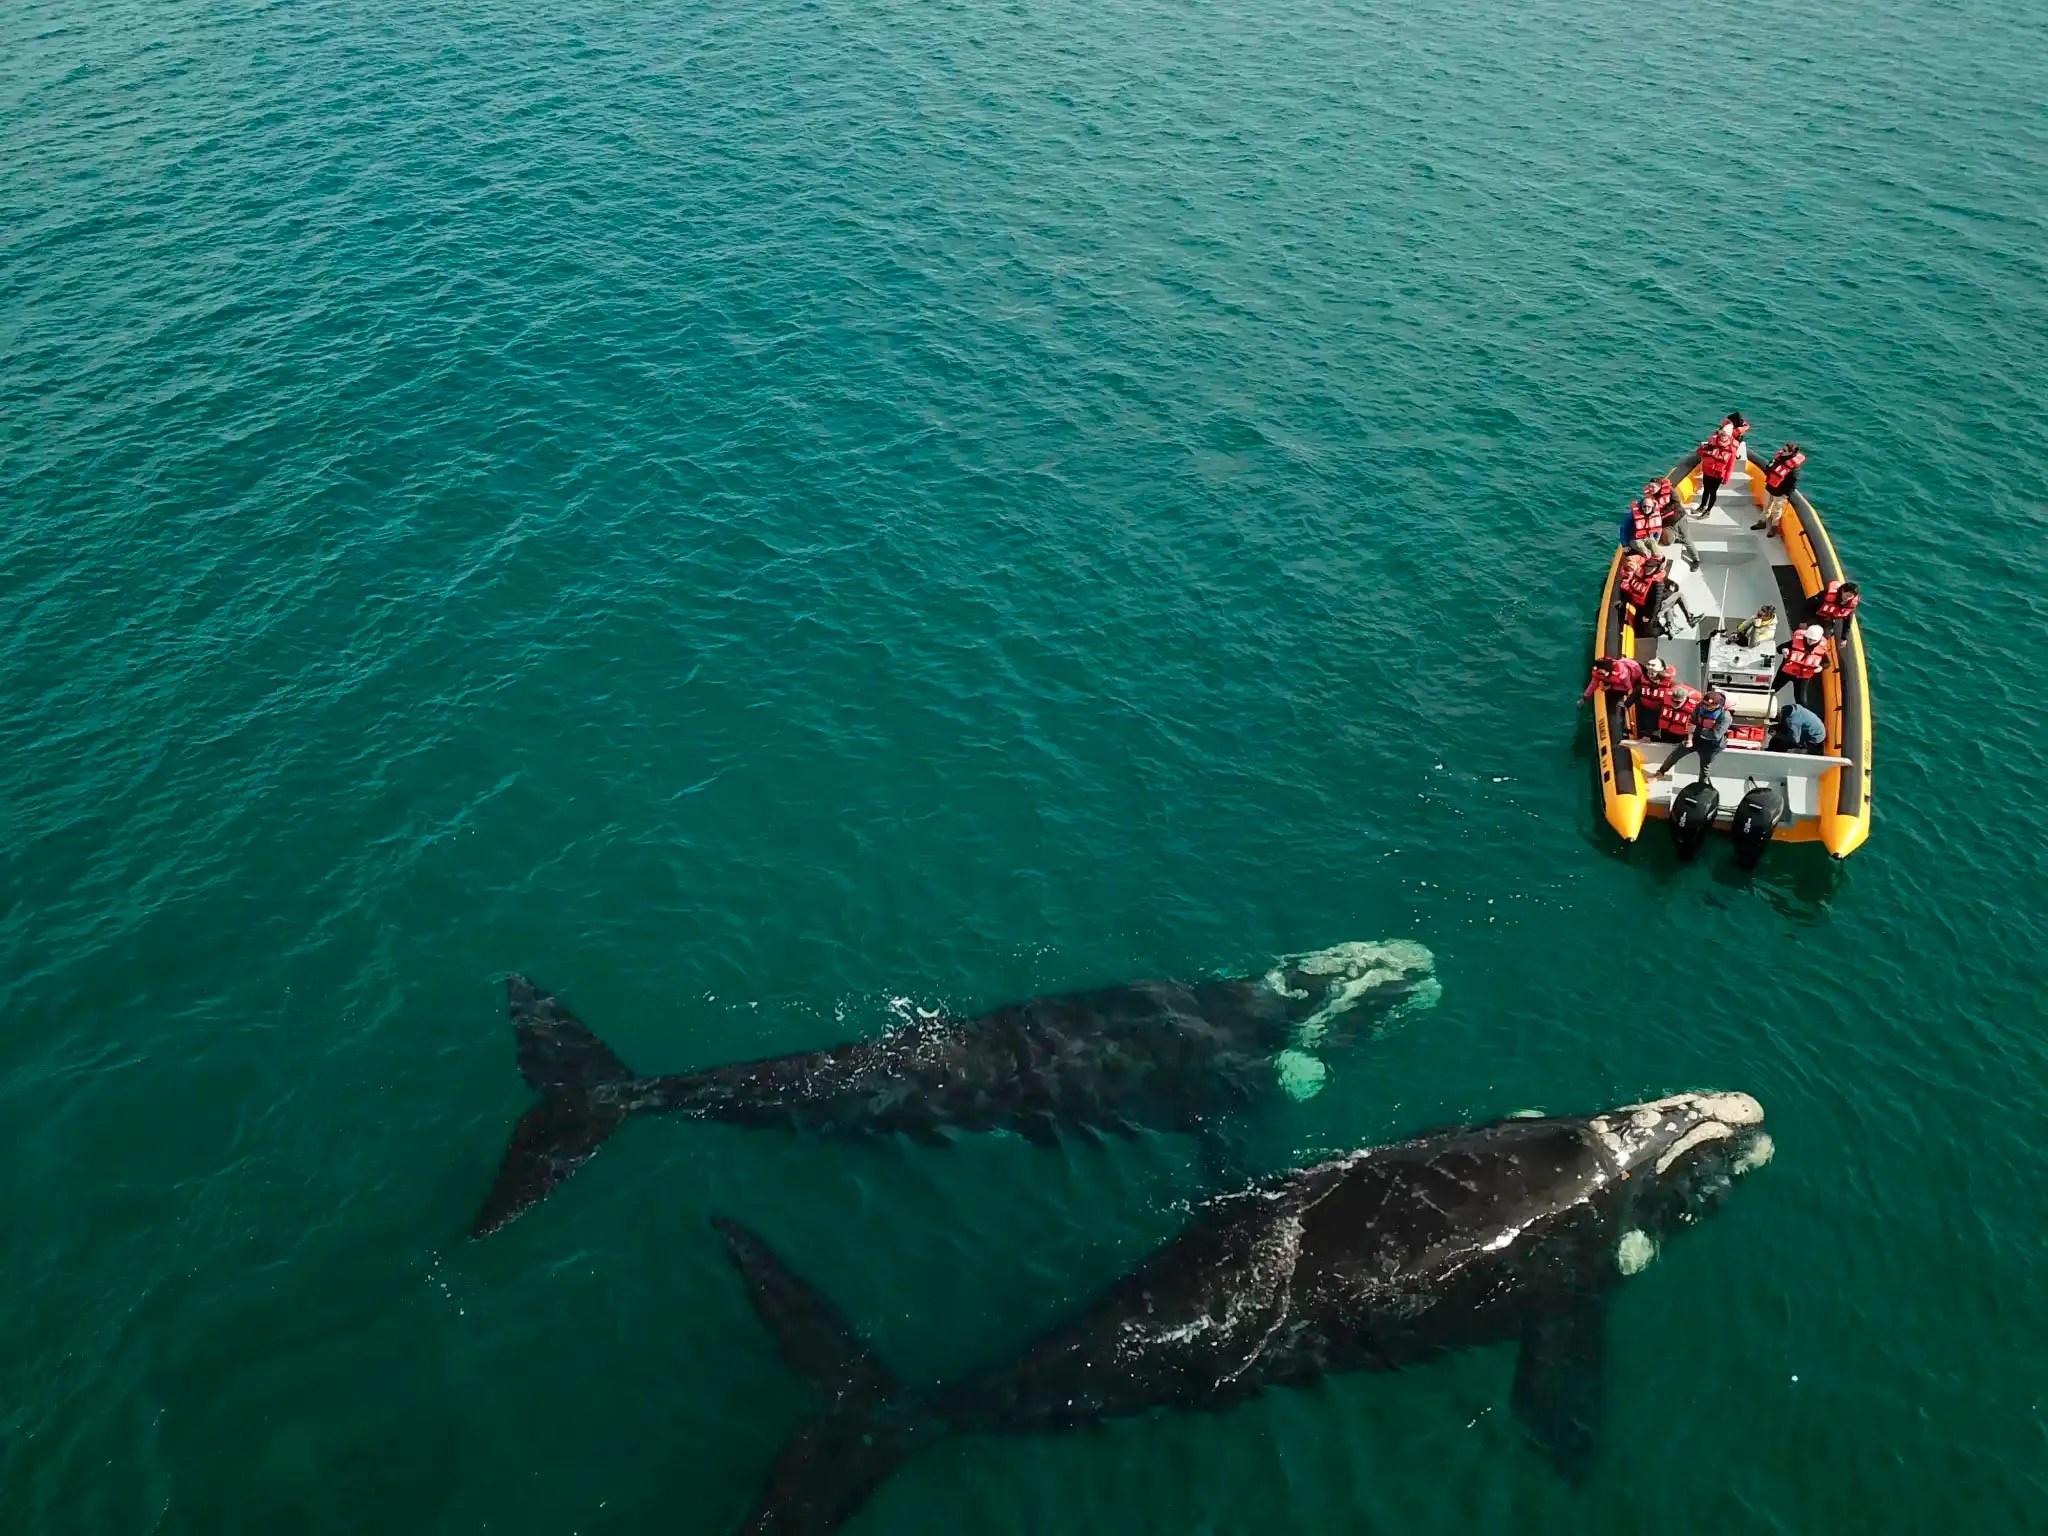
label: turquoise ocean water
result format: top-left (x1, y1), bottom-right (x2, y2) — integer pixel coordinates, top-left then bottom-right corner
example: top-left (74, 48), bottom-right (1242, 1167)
top-left (4, 0), bottom-right (2045, 1530)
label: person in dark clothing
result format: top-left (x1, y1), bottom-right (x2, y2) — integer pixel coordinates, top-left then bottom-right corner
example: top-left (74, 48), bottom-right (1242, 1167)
top-left (1755, 442), bottom-right (1805, 533)
top-left (1654, 688), bottom-right (1733, 783)
top-left (1769, 701), bottom-right (1826, 753)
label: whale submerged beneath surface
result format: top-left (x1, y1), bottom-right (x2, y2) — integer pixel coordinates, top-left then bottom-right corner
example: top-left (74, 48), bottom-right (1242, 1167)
top-left (471, 939), bottom-right (1439, 1236)
top-left (718, 1092), bottom-right (1776, 1535)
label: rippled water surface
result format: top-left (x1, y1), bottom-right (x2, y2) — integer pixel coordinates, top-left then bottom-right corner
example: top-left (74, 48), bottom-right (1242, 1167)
top-left (4, 0), bottom-right (2045, 1530)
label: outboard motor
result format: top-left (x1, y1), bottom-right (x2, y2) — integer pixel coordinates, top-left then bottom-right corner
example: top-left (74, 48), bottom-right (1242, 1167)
top-left (1668, 780), bottom-right (1720, 861)
top-left (1730, 783), bottom-right (1787, 871)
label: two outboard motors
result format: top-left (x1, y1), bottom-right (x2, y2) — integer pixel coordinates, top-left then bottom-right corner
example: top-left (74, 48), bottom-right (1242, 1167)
top-left (1666, 779), bottom-right (1787, 868)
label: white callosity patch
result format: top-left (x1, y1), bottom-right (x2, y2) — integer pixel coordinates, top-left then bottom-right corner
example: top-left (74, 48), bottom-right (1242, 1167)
top-left (1273, 1049), bottom-right (1328, 1101)
top-left (1616, 1229), bottom-right (1658, 1275)
top-left (1262, 938), bottom-right (1440, 1049)
top-left (1654, 1120), bottom-right (1734, 1175)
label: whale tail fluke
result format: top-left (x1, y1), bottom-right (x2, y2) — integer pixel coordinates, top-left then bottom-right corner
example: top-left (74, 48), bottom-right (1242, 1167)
top-left (714, 1216), bottom-right (922, 1536)
top-left (470, 976), bottom-right (639, 1238)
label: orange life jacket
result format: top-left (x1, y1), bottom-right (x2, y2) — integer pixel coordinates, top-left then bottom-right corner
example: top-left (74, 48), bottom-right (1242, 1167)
top-left (1781, 632), bottom-right (1827, 679)
top-left (1628, 498), bottom-right (1664, 540)
top-left (1620, 560), bottom-right (1660, 606)
top-left (1698, 437), bottom-right (1734, 478)
top-left (1816, 579), bottom-right (1859, 621)
top-left (1657, 681), bottom-right (1701, 735)
top-left (1766, 449), bottom-right (1804, 491)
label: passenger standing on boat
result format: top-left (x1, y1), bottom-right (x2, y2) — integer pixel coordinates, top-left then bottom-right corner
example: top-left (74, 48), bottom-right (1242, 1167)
top-left (1755, 442), bottom-right (1805, 533)
top-left (1812, 579), bottom-right (1861, 638)
top-left (1722, 411), bottom-right (1750, 470)
top-left (1773, 624), bottom-right (1831, 702)
top-left (1770, 700), bottom-right (1827, 754)
top-left (1654, 688), bottom-right (1733, 782)
top-left (1693, 423), bottom-right (1739, 517)
top-left (1635, 658), bottom-right (1680, 736)
top-left (1580, 653), bottom-right (1645, 705)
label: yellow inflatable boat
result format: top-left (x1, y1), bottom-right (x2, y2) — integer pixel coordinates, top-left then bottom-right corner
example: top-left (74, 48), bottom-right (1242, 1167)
top-left (1592, 449), bottom-right (1872, 862)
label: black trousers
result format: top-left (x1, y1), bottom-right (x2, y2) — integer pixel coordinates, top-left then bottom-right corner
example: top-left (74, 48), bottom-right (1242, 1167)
top-left (1697, 474), bottom-right (1724, 514)
top-left (1659, 737), bottom-right (1726, 781)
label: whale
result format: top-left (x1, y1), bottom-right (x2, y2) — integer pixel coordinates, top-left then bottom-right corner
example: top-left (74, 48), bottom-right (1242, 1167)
top-left (716, 1091), bottom-right (1773, 1534)
top-left (470, 939), bottom-right (1438, 1236)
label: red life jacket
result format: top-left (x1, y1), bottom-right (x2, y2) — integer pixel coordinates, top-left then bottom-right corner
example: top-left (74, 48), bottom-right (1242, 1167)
top-left (1816, 579), bottom-right (1859, 620)
top-left (1628, 498), bottom-right (1664, 540)
top-left (1781, 632), bottom-right (1827, 679)
top-left (1766, 450), bottom-right (1806, 492)
top-left (1657, 681), bottom-right (1700, 735)
top-left (1698, 437), bottom-right (1733, 478)
top-left (1724, 418), bottom-right (1750, 442)
top-left (1620, 562), bottom-right (1658, 606)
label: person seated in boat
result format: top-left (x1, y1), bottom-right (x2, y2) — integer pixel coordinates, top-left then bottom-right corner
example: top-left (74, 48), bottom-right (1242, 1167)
top-left (1812, 579), bottom-right (1861, 637)
top-left (1579, 653), bottom-right (1645, 706)
top-left (1754, 442), bottom-right (1805, 533)
top-left (1617, 549), bottom-right (1663, 616)
top-left (1769, 699), bottom-right (1827, 754)
top-left (1722, 411), bottom-right (1750, 470)
top-left (1735, 604), bottom-right (1778, 648)
top-left (1693, 422), bottom-right (1739, 516)
top-left (1773, 623), bottom-right (1831, 704)
top-left (1619, 486), bottom-right (1669, 555)
top-left (1653, 687), bottom-right (1733, 782)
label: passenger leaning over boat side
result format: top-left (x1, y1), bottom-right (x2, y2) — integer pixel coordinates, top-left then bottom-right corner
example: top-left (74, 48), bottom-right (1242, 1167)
top-left (1693, 423), bottom-right (1739, 517)
top-left (1773, 624), bottom-right (1831, 704)
top-left (1755, 442), bottom-right (1804, 533)
top-left (1654, 688), bottom-right (1733, 782)
top-left (1812, 579), bottom-right (1860, 638)
top-left (1580, 653), bottom-right (1645, 706)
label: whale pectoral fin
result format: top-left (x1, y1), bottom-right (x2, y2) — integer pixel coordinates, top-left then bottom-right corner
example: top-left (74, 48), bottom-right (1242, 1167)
top-left (1511, 1292), bottom-right (1608, 1485)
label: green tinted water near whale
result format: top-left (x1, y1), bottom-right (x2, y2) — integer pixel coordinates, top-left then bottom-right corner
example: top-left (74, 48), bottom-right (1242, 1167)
top-left (2, 0), bottom-right (2043, 1531)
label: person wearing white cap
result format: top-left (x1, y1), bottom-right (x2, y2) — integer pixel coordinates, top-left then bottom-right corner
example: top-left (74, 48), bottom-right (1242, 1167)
top-left (1773, 622), bottom-right (1831, 702)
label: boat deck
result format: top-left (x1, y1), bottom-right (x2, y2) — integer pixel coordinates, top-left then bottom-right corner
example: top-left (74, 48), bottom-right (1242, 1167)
top-left (1618, 482), bottom-right (1845, 823)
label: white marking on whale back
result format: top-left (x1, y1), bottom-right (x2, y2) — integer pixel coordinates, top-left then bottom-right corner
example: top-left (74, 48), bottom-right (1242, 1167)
top-left (1507, 1108), bottom-right (1544, 1119)
top-left (1263, 938), bottom-right (1440, 1047)
top-left (1617, 1229), bottom-right (1657, 1275)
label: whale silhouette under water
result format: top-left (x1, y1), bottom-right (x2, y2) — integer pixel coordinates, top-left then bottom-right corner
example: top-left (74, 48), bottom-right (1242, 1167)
top-left (470, 939), bottom-right (1438, 1236)
top-left (717, 1091), bottom-right (1775, 1534)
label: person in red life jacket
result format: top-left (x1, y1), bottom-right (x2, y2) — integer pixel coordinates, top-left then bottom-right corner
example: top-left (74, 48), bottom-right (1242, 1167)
top-left (1620, 488), bottom-right (1667, 555)
top-left (1693, 422), bottom-right (1738, 517)
top-left (1754, 442), bottom-right (1806, 533)
top-left (1644, 669), bottom-right (1700, 742)
top-left (1580, 653), bottom-right (1646, 706)
top-left (1633, 658), bottom-right (1680, 737)
top-left (1722, 411), bottom-right (1750, 471)
top-left (1812, 578), bottom-right (1861, 637)
top-left (1626, 553), bottom-right (1674, 636)
top-left (1654, 687), bottom-right (1734, 782)
top-left (1773, 622), bottom-right (1831, 704)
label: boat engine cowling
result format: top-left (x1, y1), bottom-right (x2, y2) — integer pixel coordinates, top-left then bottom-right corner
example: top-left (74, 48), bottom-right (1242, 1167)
top-left (1668, 780), bottom-right (1720, 861)
top-left (1730, 783), bottom-right (1787, 870)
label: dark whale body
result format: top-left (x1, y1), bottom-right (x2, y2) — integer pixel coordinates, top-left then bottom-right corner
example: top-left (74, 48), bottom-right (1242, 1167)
top-left (718, 1092), bottom-right (1773, 1534)
top-left (472, 940), bottom-right (1437, 1236)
